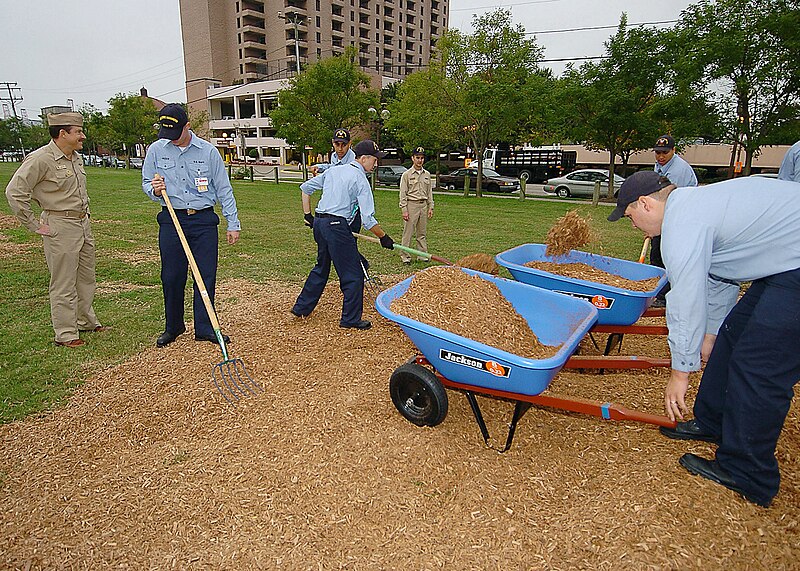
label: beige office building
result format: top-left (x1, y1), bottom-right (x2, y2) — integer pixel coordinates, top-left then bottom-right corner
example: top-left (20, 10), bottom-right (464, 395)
top-left (178, 0), bottom-right (447, 163)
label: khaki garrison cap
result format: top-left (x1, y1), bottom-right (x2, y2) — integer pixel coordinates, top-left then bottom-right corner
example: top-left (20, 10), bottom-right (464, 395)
top-left (47, 112), bottom-right (84, 127)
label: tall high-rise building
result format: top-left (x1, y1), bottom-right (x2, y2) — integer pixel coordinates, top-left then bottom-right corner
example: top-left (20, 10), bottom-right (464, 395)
top-left (178, 0), bottom-right (447, 163)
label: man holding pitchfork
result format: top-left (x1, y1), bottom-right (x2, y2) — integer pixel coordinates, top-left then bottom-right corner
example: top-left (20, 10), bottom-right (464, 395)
top-left (142, 103), bottom-right (241, 348)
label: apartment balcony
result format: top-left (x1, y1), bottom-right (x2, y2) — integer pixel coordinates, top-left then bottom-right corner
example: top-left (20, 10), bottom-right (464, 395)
top-left (241, 41), bottom-right (267, 52)
top-left (240, 0), bottom-right (265, 12)
top-left (241, 24), bottom-right (266, 35)
top-left (240, 9), bottom-right (265, 21)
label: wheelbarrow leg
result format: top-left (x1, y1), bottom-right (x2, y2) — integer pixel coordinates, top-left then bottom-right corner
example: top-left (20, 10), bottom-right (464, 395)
top-left (503, 401), bottom-right (532, 452)
top-left (464, 391), bottom-right (491, 447)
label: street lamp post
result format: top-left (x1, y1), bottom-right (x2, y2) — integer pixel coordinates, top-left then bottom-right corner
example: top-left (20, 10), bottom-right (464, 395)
top-left (367, 106), bottom-right (390, 191)
top-left (279, 10), bottom-right (308, 178)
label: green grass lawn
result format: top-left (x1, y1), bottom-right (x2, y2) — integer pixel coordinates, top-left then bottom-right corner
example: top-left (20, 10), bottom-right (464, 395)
top-left (0, 162), bottom-right (642, 422)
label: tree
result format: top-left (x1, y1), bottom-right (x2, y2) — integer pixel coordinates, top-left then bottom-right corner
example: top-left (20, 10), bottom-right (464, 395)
top-left (384, 9), bottom-right (547, 195)
top-left (270, 47), bottom-right (378, 162)
top-left (78, 104), bottom-right (107, 158)
top-left (423, 9), bottom-right (546, 196)
top-left (677, 0), bottom-right (800, 175)
top-left (557, 15), bottom-right (717, 197)
top-left (104, 93), bottom-right (160, 165)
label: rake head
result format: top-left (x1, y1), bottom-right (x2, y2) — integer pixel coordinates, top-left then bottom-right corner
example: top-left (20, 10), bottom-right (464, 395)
top-left (211, 357), bottom-right (263, 404)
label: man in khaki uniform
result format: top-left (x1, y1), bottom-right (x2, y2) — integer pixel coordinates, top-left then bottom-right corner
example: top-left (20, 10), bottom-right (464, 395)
top-left (5, 112), bottom-right (108, 347)
top-left (399, 146), bottom-right (434, 264)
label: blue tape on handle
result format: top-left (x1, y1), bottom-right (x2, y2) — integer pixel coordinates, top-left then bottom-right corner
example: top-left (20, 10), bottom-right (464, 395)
top-left (601, 402), bottom-right (611, 420)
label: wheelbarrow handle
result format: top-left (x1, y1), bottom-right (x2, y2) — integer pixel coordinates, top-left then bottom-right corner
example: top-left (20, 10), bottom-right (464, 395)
top-left (352, 232), bottom-right (452, 265)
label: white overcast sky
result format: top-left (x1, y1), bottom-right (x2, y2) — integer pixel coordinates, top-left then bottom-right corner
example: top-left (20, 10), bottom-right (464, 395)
top-left (0, 0), bottom-right (697, 119)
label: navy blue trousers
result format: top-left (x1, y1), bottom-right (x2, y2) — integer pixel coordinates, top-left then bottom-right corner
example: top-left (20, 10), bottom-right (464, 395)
top-left (157, 208), bottom-right (219, 337)
top-left (293, 215), bottom-right (364, 325)
top-left (694, 267), bottom-right (800, 504)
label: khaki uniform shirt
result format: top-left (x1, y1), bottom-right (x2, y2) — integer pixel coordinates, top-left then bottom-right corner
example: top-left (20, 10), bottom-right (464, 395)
top-left (5, 140), bottom-right (89, 233)
top-left (399, 167), bottom-right (434, 211)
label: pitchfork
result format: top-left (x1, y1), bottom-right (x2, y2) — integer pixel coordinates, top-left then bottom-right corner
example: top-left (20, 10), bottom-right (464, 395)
top-left (155, 174), bottom-right (262, 404)
top-left (360, 256), bottom-right (383, 303)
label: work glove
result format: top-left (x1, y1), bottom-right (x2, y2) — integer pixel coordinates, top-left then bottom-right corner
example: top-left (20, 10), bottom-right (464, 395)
top-left (304, 213), bottom-right (314, 228)
top-left (380, 234), bottom-right (394, 250)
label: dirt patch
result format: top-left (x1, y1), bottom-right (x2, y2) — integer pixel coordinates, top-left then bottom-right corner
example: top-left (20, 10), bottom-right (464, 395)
top-left (95, 280), bottom-right (160, 294)
top-left (0, 213), bottom-right (20, 230)
top-left (112, 248), bottom-right (160, 267)
top-left (0, 235), bottom-right (33, 259)
top-left (0, 277), bottom-right (797, 570)
top-left (390, 266), bottom-right (557, 359)
top-left (525, 261), bottom-right (661, 291)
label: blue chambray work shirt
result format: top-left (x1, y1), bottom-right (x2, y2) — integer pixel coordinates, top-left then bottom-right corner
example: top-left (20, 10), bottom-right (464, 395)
top-left (300, 162), bottom-right (379, 230)
top-left (660, 177), bottom-right (800, 372)
top-left (778, 140), bottom-right (800, 183)
top-left (654, 154), bottom-right (698, 188)
top-left (315, 148), bottom-right (356, 174)
top-left (142, 132), bottom-right (241, 231)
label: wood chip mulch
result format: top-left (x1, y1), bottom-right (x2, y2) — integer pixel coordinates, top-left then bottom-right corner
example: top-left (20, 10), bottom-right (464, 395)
top-left (1, 277), bottom-right (798, 570)
top-left (524, 261), bottom-right (662, 292)
top-left (390, 266), bottom-right (557, 359)
top-left (455, 253), bottom-right (500, 275)
top-left (544, 210), bottom-right (595, 257)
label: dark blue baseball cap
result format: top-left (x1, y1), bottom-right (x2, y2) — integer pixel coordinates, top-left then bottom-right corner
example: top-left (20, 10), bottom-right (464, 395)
top-left (157, 103), bottom-right (189, 140)
top-left (607, 171), bottom-right (673, 222)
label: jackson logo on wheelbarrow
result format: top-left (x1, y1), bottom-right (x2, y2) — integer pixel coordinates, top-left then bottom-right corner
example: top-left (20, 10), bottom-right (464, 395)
top-left (554, 290), bottom-right (615, 310)
top-left (440, 349), bottom-right (511, 378)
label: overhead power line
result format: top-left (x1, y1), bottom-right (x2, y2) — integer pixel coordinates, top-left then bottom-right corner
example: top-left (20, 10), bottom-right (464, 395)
top-left (528, 19), bottom-right (679, 35)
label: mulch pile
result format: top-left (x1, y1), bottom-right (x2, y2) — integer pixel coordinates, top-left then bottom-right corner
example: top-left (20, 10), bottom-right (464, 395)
top-left (1, 277), bottom-right (798, 570)
top-left (544, 210), bottom-right (595, 257)
top-left (524, 261), bottom-right (661, 292)
top-left (390, 266), bottom-right (557, 359)
top-left (455, 253), bottom-right (500, 275)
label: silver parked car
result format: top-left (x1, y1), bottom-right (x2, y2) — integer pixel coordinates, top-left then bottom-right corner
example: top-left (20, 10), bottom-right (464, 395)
top-left (543, 169), bottom-right (625, 198)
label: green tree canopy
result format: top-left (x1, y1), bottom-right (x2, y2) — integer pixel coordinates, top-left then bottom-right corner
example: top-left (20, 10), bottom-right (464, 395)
top-left (394, 9), bottom-right (546, 196)
top-left (270, 47), bottom-right (378, 159)
top-left (103, 93), bottom-right (160, 163)
top-left (677, 0), bottom-right (800, 174)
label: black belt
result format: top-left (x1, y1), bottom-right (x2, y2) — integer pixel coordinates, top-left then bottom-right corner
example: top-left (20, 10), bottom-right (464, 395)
top-left (316, 212), bottom-right (343, 219)
top-left (163, 206), bottom-right (213, 215)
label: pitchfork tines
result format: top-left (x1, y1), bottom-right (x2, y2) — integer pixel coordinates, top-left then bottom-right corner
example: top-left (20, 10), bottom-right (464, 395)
top-left (211, 334), bottom-right (263, 404)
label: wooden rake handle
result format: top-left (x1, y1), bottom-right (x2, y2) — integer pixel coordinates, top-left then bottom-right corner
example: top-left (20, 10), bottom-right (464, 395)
top-left (155, 174), bottom-right (227, 354)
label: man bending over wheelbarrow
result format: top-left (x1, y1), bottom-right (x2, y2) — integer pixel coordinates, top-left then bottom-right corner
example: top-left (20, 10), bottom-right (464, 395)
top-left (607, 170), bottom-right (800, 508)
top-left (291, 140), bottom-right (394, 330)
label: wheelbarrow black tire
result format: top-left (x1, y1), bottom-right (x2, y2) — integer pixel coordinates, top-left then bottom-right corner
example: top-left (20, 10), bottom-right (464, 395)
top-left (390, 363), bottom-right (448, 427)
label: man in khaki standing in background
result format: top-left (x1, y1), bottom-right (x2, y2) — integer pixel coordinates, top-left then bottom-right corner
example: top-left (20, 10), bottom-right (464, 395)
top-left (5, 112), bottom-right (108, 348)
top-left (399, 146), bottom-right (434, 264)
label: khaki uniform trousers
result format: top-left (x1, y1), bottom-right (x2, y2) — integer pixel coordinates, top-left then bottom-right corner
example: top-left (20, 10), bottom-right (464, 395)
top-left (401, 200), bottom-right (430, 262)
top-left (41, 211), bottom-right (99, 342)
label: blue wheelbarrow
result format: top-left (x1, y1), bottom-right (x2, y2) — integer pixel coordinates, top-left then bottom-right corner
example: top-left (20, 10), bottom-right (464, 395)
top-left (377, 267), bottom-right (676, 451)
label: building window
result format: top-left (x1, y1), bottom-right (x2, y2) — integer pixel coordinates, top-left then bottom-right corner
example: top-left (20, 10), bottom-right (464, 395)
top-left (316, 0), bottom-right (320, 9)
top-left (316, 32), bottom-right (321, 42)
top-left (316, 16), bottom-right (321, 25)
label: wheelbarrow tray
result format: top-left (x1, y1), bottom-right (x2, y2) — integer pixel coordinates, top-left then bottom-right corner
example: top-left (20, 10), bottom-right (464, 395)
top-left (495, 243), bottom-right (667, 326)
top-left (375, 267), bottom-right (598, 396)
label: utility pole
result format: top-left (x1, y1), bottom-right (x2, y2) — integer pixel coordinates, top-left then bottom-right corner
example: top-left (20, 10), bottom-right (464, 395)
top-left (0, 82), bottom-right (23, 119)
top-left (0, 82), bottom-right (27, 157)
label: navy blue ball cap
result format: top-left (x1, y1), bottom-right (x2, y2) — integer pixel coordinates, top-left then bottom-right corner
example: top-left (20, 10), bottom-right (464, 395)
top-left (353, 139), bottom-right (387, 158)
top-left (157, 103), bottom-right (189, 140)
top-left (332, 128), bottom-right (351, 142)
top-left (607, 171), bottom-right (673, 222)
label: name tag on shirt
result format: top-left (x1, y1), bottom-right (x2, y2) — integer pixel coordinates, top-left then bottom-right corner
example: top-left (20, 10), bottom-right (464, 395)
top-left (195, 177), bottom-right (209, 192)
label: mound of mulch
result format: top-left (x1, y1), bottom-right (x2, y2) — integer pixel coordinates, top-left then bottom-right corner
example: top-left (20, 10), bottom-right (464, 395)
top-left (390, 266), bottom-right (557, 359)
top-left (1, 277), bottom-right (798, 570)
top-left (524, 261), bottom-right (661, 292)
top-left (455, 253), bottom-right (500, 275)
top-left (545, 210), bottom-right (595, 257)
